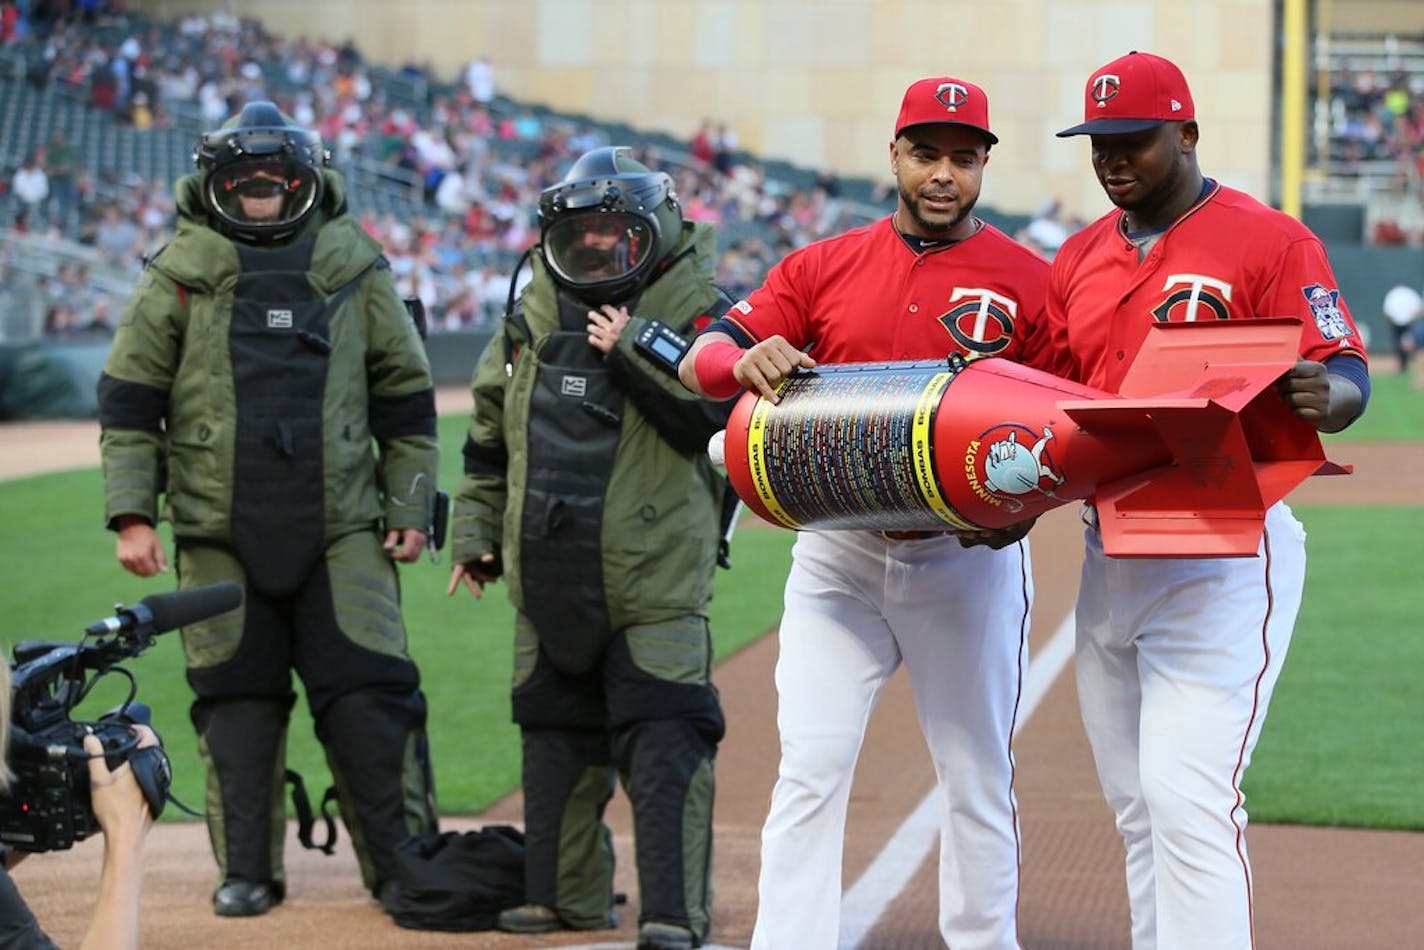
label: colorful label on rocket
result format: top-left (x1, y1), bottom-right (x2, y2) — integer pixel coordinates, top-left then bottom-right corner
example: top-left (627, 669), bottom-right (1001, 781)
top-left (745, 396), bottom-right (800, 529)
top-left (911, 375), bottom-right (977, 530)
top-left (745, 366), bottom-right (973, 531)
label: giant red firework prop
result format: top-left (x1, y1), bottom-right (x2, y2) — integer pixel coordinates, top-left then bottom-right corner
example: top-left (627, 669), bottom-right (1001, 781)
top-left (718, 320), bottom-right (1349, 557)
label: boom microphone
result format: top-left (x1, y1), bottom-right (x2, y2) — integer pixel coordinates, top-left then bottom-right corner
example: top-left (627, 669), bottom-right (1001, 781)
top-left (143, 582), bottom-right (243, 632)
top-left (84, 582), bottom-right (244, 637)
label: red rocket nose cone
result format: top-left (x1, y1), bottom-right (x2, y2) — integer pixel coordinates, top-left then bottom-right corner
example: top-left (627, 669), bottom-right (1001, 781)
top-left (933, 359), bottom-right (1171, 529)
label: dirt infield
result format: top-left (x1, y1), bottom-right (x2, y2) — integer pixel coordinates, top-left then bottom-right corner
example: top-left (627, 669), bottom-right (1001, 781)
top-left (3, 418), bottom-right (1421, 948)
top-left (0, 387), bottom-right (477, 481)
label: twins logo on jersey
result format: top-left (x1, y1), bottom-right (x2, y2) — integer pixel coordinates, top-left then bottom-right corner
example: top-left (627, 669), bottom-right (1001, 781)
top-left (1151, 274), bottom-right (1233, 322)
top-left (964, 423), bottom-right (1066, 512)
top-left (1302, 283), bottom-right (1352, 341)
top-left (938, 288), bottom-right (1018, 355)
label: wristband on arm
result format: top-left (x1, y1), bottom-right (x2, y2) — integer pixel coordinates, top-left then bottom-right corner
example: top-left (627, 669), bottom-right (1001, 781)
top-left (1324, 353), bottom-right (1371, 416)
top-left (693, 341), bottom-right (745, 400)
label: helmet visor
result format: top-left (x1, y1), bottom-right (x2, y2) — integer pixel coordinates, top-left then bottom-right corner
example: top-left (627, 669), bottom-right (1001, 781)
top-left (206, 157), bottom-right (320, 231)
top-left (542, 211), bottom-right (656, 290)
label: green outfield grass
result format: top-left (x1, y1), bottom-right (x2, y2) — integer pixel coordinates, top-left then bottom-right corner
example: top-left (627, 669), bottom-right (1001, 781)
top-left (0, 392), bottom-right (1417, 827)
top-left (1242, 505), bottom-right (1424, 829)
top-left (0, 413), bottom-right (796, 814)
top-left (1321, 369), bottom-right (1424, 443)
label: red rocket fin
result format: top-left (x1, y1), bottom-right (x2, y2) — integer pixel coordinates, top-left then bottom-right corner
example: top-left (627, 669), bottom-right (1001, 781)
top-left (1114, 316), bottom-right (1303, 397)
top-left (1059, 319), bottom-right (1347, 558)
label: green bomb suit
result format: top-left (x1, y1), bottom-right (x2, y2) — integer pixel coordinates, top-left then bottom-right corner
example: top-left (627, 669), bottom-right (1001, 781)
top-left (453, 221), bottom-right (729, 939)
top-left (97, 169), bottom-right (439, 901)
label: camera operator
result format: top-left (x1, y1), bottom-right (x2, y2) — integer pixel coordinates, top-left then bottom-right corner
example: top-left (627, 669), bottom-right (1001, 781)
top-left (0, 663), bottom-right (157, 950)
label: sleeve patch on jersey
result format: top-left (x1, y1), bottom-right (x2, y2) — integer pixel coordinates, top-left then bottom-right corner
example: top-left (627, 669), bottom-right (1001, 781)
top-left (732, 299), bottom-right (753, 315)
top-left (1302, 283), bottom-right (1352, 341)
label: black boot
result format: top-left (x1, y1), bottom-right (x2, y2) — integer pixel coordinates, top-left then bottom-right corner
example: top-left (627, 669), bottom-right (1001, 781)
top-left (213, 879), bottom-right (285, 917)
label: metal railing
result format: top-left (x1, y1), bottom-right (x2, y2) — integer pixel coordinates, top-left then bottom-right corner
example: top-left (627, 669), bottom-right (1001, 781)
top-left (0, 231), bottom-right (135, 343)
top-left (338, 155), bottom-right (425, 211)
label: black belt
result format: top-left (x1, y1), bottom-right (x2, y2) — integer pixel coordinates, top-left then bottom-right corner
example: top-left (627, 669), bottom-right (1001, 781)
top-left (880, 530), bottom-right (945, 541)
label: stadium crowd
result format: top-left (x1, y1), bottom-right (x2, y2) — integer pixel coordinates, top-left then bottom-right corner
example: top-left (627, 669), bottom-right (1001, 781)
top-left (3, 3), bottom-right (1421, 341)
top-left (1328, 61), bottom-right (1424, 189)
top-left (2, 1), bottom-right (882, 338)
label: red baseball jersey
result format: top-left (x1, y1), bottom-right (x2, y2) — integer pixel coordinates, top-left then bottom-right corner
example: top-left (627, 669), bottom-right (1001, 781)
top-left (1047, 181), bottom-right (1368, 391)
top-left (719, 217), bottom-right (1063, 372)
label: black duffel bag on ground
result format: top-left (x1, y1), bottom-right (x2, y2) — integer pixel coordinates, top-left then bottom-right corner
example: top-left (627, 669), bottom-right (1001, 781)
top-left (383, 825), bottom-right (526, 931)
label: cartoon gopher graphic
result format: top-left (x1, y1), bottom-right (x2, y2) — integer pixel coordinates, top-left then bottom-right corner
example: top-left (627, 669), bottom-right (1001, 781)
top-left (983, 425), bottom-right (1065, 505)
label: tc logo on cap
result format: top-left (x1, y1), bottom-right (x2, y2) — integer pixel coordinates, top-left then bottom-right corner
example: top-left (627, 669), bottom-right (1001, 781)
top-left (1057, 52), bottom-right (1195, 138)
top-left (1092, 74), bottom-right (1120, 108)
top-left (896, 75), bottom-right (998, 144)
top-left (935, 82), bottom-right (969, 112)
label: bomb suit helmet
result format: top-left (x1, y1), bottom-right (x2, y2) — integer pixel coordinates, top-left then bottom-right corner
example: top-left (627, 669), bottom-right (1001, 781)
top-left (194, 100), bottom-right (329, 244)
top-left (537, 146), bottom-right (684, 305)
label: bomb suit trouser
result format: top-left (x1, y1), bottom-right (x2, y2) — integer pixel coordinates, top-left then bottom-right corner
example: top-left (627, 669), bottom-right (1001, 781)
top-left (752, 529), bottom-right (1031, 950)
top-left (511, 612), bottom-right (723, 939)
top-left (178, 532), bottom-right (437, 896)
top-left (1075, 501), bottom-right (1306, 950)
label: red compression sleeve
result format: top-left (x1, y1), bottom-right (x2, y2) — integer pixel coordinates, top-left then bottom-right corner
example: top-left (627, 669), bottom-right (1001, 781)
top-left (692, 341), bottom-right (745, 400)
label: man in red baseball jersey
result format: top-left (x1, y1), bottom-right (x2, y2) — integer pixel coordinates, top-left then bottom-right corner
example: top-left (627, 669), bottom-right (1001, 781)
top-left (681, 76), bottom-right (1061, 950)
top-left (1049, 51), bottom-right (1369, 948)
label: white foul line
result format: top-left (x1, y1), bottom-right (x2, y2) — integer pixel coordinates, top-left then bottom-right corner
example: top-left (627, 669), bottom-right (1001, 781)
top-left (836, 610), bottom-right (1077, 950)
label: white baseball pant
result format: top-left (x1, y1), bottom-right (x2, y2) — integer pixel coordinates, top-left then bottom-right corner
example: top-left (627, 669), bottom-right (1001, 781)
top-left (751, 528), bottom-right (1031, 950)
top-left (1075, 501), bottom-right (1308, 950)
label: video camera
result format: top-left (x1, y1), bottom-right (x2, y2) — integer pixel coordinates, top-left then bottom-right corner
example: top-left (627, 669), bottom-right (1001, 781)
top-left (0, 582), bottom-right (242, 853)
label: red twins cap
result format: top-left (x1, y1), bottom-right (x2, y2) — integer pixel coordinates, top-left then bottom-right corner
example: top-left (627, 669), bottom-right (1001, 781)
top-left (894, 77), bottom-right (998, 145)
top-left (1056, 51), bottom-right (1195, 137)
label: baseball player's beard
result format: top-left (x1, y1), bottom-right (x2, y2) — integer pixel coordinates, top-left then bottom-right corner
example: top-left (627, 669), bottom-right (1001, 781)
top-left (899, 183), bottom-right (978, 235)
top-left (1101, 156), bottom-right (1188, 222)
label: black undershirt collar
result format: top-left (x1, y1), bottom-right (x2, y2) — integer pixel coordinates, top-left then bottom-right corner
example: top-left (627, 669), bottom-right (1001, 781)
top-left (894, 213), bottom-right (982, 253)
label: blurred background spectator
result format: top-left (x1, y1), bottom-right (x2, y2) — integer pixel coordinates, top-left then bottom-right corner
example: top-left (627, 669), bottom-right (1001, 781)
top-left (1, 4), bottom-right (1419, 347)
top-left (1382, 280), bottom-right (1423, 371)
